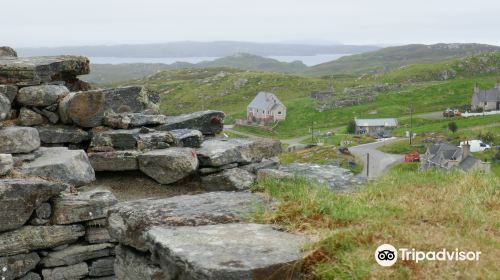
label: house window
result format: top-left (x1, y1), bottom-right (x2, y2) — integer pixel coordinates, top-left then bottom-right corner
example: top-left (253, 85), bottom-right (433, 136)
top-left (277, 111), bottom-right (282, 115)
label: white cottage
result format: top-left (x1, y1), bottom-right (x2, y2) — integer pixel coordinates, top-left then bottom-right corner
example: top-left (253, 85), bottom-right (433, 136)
top-left (247, 92), bottom-right (286, 123)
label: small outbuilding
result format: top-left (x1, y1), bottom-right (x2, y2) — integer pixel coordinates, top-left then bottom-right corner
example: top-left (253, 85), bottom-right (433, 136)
top-left (354, 118), bottom-right (398, 135)
top-left (420, 142), bottom-right (490, 173)
top-left (471, 83), bottom-right (500, 111)
top-left (247, 91), bottom-right (286, 124)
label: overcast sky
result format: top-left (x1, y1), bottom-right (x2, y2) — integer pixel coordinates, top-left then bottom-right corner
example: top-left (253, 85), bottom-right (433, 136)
top-left (2, 0), bottom-right (499, 47)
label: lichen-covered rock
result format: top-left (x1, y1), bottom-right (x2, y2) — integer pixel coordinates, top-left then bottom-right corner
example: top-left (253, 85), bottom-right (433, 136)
top-left (147, 223), bottom-right (308, 280)
top-left (170, 129), bottom-right (204, 148)
top-left (0, 55), bottom-right (90, 86)
top-left (108, 192), bottom-right (266, 251)
top-left (18, 272), bottom-right (41, 280)
top-left (0, 126), bottom-right (40, 154)
top-left (155, 110), bottom-right (225, 135)
top-left (41, 262), bottom-right (89, 280)
top-left (17, 85), bottom-right (69, 107)
top-left (137, 148), bottom-right (198, 184)
top-left (85, 227), bottom-right (114, 244)
top-left (239, 158), bottom-right (279, 174)
top-left (0, 85), bottom-right (18, 103)
top-left (0, 179), bottom-right (66, 232)
top-left (0, 154), bottom-right (14, 176)
top-left (36, 125), bottom-right (90, 144)
top-left (196, 138), bottom-right (282, 167)
top-left (199, 163), bottom-right (238, 175)
top-left (0, 225), bottom-right (85, 256)
top-left (103, 112), bottom-right (168, 129)
top-left (0, 46), bottom-right (17, 57)
top-left (0, 252), bottom-right (40, 280)
top-left (18, 107), bottom-right (47, 126)
top-left (201, 168), bottom-right (256, 191)
top-left (136, 131), bottom-right (174, 151)
top-left (41, 243), bottom-right (115, 267)
top-left (88, 150), bottom-right (140, 171)
top-left (0, 93), bottom-right (10, 121)
top-left (58, 86), bottom-right (150, 127)
top-left (51, 189), bottom-right (118, 224)
top-left (35, 108), bottom-right (59, 124)
top-left (21, 147), bottom-right (95, 187)
top-left (88, 257), bottom-right (115, 277)
top-left (114, 245), bottom-right (165, 280)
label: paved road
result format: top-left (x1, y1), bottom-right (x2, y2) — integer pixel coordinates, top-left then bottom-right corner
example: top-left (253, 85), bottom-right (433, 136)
top-left (350, 138), bottom-right (405, 178)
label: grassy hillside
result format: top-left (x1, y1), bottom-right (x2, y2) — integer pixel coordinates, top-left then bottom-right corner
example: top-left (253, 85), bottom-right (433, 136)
top-left (197, 53), bottom-right (307, 73)
top-left (253, 168), bottom-right (500, 279)
top-left (306, 43), bottom-right (500, 76)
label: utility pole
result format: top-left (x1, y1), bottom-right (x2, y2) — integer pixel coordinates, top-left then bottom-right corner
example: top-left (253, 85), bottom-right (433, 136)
top-left (409, 103), bottom-right (413, 145)
top-left (311, 121), bottom-right (314, 143)
top-left (366, 153), bottom-right (370, 177)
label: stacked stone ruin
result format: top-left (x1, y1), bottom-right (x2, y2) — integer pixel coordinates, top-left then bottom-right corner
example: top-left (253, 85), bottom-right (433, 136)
top-left (0, 47), bottom-right (309, 280)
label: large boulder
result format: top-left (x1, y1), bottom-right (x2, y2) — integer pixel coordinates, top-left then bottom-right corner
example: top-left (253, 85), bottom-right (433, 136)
top-left (58, 86), bottom-right (151, 127)
top-left (0, 85), bottom-right (18, 103)
top-left (0, 225), bottom-right (85, 256)
top-left (170, 129), bottom-right (204, 148)
top-left (90, 128), bottom-right (174, 151)
top-left (108, 192), bottom-right (267, 251)
top-left (17, 85), bottom-right (69, 107)
top-left (137, 148), bottom-right (198, 184)
top-left (196, 138), bottom-right (282, 167)
top-left (41, 262), bottom-right (88, 280)
top-left (0, 154), bottom-right (14, 176)
top-left (51, 189), bottom-right (118, 224)
top-left (20, 147), bottom-right (95, 187)
top-left (0, 56), bottom-right (89, 86)
top-left (88, 150), bottom-right (140, 171)
top-left (40, 243), bottom-right (115, 267)
top-left (201, 168), bottom-right (256, 191)
top-left (155, 110), bottom-right (225, 135)
top-left (114, 245), bottom-right (165, 280)
top-left (147, 223), bottom-right (308, 280)
top-left (0, 179), bottom-right (66, 232)
top-left (0, 93), bottom-right (10, 121)
top-left (0, 46), bottom-right (17, 57)
top-left (18, 107), bottom-right (46, 126)
top-left (0, 252), bottom-right (40, 280)
top-left (36, 125), bottom-right (90, 144)
top-left (103, 112), bottom-right (168, 129)
top-left (0, 126), bottom-right (40, 154)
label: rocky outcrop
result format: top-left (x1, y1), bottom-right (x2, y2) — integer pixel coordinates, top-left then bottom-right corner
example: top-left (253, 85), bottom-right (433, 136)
top-left (17, 85), bottom-right (69, 107)
top-left (137, 148), bottom-right (198, 184)
top-left (51, 189), bottom-right (118, 224)
top-left (21, 147), bottom-right (95, 187)
top-left (0, 126), bottom-right (40, 154)
top-left (108, 192), bottom-right (266, 251)
top-left (148, 223), bottom-right (308, 280)
top-left (155, 110), bottom-right (225, 135)
top-left (0, 46), bottom-right (17, 57)
top-left (0, 179), bottom-right (66, 232)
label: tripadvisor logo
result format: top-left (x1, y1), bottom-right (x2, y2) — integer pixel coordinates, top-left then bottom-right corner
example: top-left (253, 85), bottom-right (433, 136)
top-left (375, 244), bottom-right (482, 267)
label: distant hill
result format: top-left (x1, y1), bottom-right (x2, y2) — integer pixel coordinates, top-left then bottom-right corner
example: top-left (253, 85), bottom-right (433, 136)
top-left (306, 43), bottom-right (500, 76)
top-left (82, 53), bottom-right (307, 84)
top-left (16, 41), bottom-right (378, 58)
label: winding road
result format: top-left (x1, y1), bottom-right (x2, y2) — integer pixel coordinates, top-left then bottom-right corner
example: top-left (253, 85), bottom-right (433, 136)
top-left (349, 138), bottom-right (405, 178)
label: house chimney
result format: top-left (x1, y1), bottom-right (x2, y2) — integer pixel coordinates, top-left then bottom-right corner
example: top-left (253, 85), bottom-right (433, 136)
top-left (462, 141), bottom-right (471, 159)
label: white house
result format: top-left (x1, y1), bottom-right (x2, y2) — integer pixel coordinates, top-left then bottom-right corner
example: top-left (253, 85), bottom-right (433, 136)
top-left (247, 92), bottom-right (286, 123)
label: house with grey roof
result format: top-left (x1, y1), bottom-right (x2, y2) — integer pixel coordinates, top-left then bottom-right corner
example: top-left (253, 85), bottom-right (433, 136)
top-left (420, 142), bottom-right (490, 172)
top-left (471, 83), bottom-right (500, 111)
top-left (354, 118), bottom-right (398, 135)
top-left (247, 92), bottom-right (286, 123)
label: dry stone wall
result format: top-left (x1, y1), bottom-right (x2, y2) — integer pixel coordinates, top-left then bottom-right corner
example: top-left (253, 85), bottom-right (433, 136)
top-left (0, 48), bottom-right (310, 280)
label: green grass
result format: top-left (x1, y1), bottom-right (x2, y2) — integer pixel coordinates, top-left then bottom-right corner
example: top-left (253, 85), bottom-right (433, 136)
top-left (378, 137), bottom-right (427, 154)
top-left (252, 168), bottom-right (500, 279)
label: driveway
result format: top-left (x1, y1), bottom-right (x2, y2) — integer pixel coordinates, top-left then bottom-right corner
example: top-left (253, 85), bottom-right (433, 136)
top-left (349, 138), bottom-right (405, 178)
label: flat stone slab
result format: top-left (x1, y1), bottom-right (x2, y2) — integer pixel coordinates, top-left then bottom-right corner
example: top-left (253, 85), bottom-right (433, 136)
top-left (196, 138), bottom-right (282, 167)
top-left (108, 192), bottom-right (267, 251)
top-left (147, 223), bottom-right (308, 280)
top-left (85, 227), bottom-right (114, 244)
top-left (21, 147), bottom-right (95, 187)
top-left (36, 125), bottom-right (90, 144)
top-left (0, 126), bottom-right (40, 154)
top-left (42, 262), bottom-right (88, 280)
top-left (19, 272), bottom-right (41, 280)
top-left (170, 129), bottom-right (204, 148)
top-left (0, 178), bottom-right (66, 232)
top-left (17, 85), bottom-right (69, 107)
top-left (0, 225), bottom-right (85, 256)
top-left (88, 257), bottom-right (115, 277)
top-left (0, 252), bottom-right (40, 280)
top-left (104, 112), bottom-right (168, 129)
top-left (114, 245), bottom-right (165, 280)
top-left (138, 148), bottom-right (198, 184)
top-left (41, 243), bottom-right (115, 267)
top-left (155, 110), bottom-right (225, 135)
top-left (202, 168), bottom-right (256, 191)
top-left (88, 150), bottom-right (140, 171)
top-left (51, 189), bottom-right (118, 224)
top-left (0, 56), bottom-right (90, 86)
